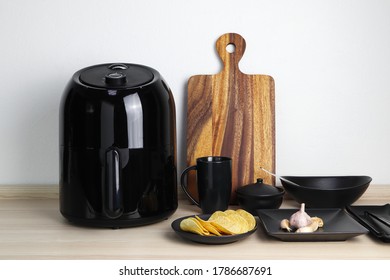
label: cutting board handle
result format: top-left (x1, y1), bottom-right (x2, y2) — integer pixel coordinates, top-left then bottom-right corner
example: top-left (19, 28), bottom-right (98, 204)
top-left (216, 33), bottom-right (246, 72)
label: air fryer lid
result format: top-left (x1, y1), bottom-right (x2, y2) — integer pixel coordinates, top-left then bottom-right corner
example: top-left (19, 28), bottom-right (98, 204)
top-left (79, 63), bottom-right (154, 89)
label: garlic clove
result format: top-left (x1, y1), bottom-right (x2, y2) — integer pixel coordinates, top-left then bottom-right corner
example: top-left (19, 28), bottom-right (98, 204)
top-left (289, 203), bottom-right (312, 229)
top-left (311, 217), bottom-right (324, 227)
top-left (296, 226), bottom-right (314, 233)
top-left (310, 220), bottom-right (320, 232)
top-left (296, 220), bottom-right (320, 233)
top-left (280, 219), bottom-right (292, 232)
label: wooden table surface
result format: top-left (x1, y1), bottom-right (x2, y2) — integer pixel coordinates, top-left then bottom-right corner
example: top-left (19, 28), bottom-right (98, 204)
top-left (0, 185), bottom-right (389, 260)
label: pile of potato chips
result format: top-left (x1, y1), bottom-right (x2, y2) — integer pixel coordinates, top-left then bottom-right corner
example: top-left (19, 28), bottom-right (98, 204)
top-left (180, 209), bottom-right (256, 236)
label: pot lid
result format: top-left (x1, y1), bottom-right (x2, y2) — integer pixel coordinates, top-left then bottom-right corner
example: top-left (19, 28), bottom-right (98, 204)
top-left (236, 178), bottom-right (282, 197)
top-left (79, 63), bottom-right (154, 89)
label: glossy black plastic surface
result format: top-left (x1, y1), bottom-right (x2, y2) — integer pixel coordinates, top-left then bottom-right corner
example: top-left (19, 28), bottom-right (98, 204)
top-left (59, 63), bottom-right (177, 227)
top-left (280, 176), bottom-right (372, 208)
top-left (79, 63), bottom-right (154, 89)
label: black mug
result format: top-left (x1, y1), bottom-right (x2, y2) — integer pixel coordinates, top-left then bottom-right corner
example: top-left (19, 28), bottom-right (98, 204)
top-left (180, 156), bottom-right (232, 214)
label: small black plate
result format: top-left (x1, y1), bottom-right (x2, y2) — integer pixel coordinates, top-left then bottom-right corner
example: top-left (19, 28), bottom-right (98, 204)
top-left (257, 208), bottom-right (368, 242)
top-left (347, 204), bottom-right (390, 243)
top-left (171, 214), bottom-right (257, 245)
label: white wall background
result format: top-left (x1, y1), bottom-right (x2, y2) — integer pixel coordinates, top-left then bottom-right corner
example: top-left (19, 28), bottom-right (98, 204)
top-left (1, 0), bottom-right (389, 185)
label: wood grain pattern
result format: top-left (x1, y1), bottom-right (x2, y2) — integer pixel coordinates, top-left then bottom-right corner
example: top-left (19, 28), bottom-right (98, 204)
top-left (187, 33), bottom-right (275, 203)
top-left (1, 185), bottom-right (389, 259)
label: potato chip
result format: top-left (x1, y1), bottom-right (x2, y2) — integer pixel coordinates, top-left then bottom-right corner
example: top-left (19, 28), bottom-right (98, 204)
top-left (208, 211), bottom-right (226, 221)
top-left (210, 214), bottom-right (248, 234)
top-left (180, 217), bottom-right (210, 236)
top-left (210, 216), bottom-right (237, 234)
top-left (226, 213), bottom-right (249, 233)
top-left (195, 216), bottom-right (222, 236)
top-left (224, 209), bottom-right (237, 215)
top-left (236, 209), bottom-right (256, 230)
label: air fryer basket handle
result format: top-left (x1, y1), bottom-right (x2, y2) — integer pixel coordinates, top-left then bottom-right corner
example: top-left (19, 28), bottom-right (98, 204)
top-left (103, 149), bottom-right (123, 219)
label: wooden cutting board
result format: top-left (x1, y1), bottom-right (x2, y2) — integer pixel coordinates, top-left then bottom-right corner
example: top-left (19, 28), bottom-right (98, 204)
top-left (186, 33), bottom-right (275, 203)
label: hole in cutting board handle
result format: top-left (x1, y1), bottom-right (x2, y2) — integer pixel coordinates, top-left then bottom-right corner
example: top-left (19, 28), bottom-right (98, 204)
top-left (216, 33), bottom-right (246, 68)
top-left (226, 43), bottom-right (236, 53)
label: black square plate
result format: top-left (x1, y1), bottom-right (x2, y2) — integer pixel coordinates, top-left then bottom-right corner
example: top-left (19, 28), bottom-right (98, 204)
top-left (347, 204), bottom-right (390, 242)
top-left (257, 208), bottom-right (368, 241)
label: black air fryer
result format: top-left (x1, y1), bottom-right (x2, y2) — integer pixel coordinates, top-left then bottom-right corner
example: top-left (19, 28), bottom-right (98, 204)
top-left (59, 63), bottom-right (177, 228)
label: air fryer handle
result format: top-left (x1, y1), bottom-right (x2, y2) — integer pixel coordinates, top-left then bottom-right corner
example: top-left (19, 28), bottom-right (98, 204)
top-left (103, 149), bottom-right (123, 219)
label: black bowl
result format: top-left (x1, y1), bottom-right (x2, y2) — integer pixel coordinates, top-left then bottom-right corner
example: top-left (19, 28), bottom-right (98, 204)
top-left (280, 176), bottom-right (372, 208)
top-left (236, 186), bottom-right (285, 215)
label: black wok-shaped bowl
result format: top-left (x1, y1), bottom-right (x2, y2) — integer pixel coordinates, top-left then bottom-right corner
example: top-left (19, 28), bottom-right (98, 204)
top-left (280, 176), bottom-right (372, 208)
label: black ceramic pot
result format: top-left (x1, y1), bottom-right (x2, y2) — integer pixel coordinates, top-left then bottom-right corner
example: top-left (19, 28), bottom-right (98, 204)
top-left (236, 178), bottom-right (284, 215)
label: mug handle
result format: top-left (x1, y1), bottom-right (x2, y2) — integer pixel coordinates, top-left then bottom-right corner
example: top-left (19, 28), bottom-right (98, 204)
top-left (180, 165), bottom-right (200, 206)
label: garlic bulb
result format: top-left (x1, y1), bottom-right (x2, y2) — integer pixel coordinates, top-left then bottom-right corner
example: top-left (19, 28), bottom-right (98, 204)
top-left (289, 203), bottom-right (312, 229)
